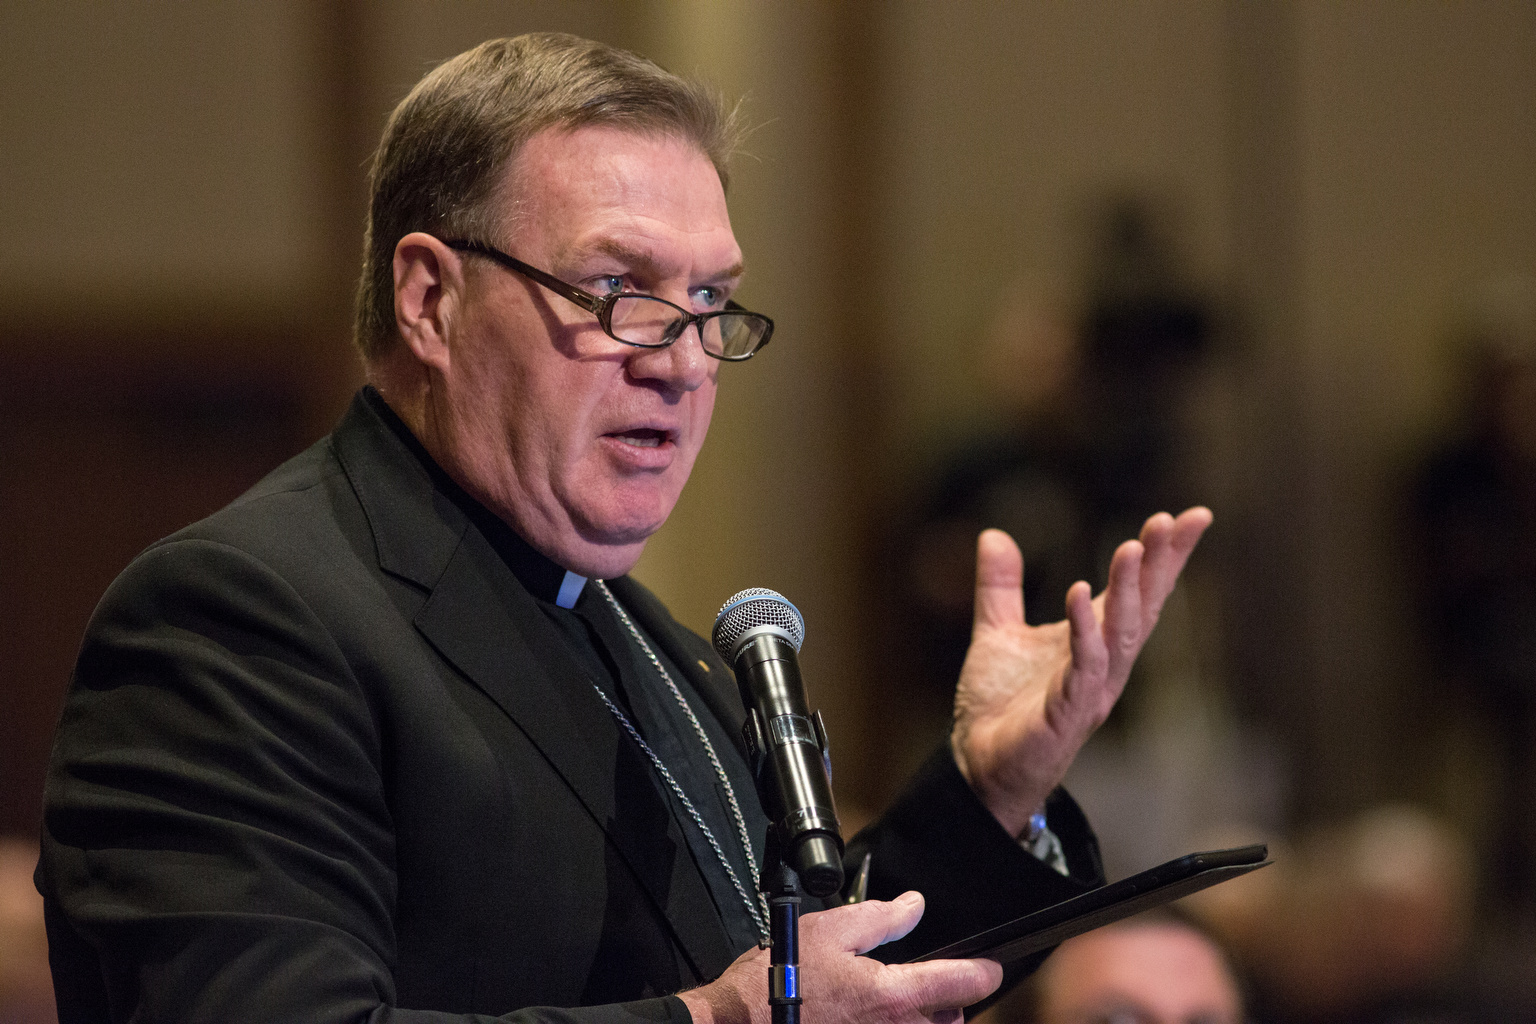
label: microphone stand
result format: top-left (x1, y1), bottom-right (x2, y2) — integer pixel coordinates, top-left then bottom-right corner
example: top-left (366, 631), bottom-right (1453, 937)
top-left (762, 834), bottom-right (803, 1024)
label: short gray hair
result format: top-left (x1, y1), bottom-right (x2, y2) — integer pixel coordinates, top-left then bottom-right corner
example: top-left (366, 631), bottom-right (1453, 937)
top-left (354, 32), bottom-right (741, 360)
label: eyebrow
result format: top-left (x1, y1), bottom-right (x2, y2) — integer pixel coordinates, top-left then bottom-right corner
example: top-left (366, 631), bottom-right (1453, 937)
top-left (570, 238), bottom-right (745, 286)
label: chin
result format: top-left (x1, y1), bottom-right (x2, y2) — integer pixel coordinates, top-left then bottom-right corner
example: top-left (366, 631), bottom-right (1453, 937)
top-left (586, 491), bottom-right (675, 538)
top-left (567, 517), bottom-right (668, 578)
top-left (555, 532), bottom-right (649, 579)
top-left (579, 548), bottom-right (649, 580)
top-left (560, 482), bottom-right (680, 573)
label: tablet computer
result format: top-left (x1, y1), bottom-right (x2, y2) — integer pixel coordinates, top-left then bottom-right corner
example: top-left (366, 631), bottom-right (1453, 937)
top-left (904, 844), bottom-right (1270, 968)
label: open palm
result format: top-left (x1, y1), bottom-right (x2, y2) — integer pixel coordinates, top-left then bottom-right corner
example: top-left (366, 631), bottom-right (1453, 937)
top-left (951, 507), bottom-right (1213, 836)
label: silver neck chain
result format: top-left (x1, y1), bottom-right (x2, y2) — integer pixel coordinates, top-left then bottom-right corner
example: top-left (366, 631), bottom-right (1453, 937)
top-left (592, 580), bottom-right (770, 944)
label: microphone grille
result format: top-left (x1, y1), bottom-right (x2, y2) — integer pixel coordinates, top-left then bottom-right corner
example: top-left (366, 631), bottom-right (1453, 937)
top-left (711, 587), bottom-right (805, 658)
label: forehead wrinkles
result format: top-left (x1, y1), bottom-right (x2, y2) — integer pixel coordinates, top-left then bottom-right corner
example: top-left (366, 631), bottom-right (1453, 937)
top-left (495, 127), bottom-right (734, 263)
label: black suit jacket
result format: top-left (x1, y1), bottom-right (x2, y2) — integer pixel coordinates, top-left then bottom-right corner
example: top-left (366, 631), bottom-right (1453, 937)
top-left (38, 391), bottom-right (1102, 1023)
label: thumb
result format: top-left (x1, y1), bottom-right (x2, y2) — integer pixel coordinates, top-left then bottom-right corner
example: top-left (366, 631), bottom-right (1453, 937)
top-left (973, 529), bottom-right (1025, 634)
top-left (811, 890), bottom-right (927, 956)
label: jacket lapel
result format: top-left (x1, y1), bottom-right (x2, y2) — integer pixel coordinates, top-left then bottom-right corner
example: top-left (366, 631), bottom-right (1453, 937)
top-left (606, 576), bottom-right (750, 764)
top-left (332, 393), bottom-right (736, 982)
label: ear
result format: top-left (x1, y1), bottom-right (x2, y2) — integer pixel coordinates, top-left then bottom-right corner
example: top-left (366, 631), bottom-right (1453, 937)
top-left (393, 232), bottom-right (464, 372)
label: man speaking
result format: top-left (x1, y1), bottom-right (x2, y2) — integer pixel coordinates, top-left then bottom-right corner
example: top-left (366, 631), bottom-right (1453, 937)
top-left (37, 33), bottom-right (1210, 1024)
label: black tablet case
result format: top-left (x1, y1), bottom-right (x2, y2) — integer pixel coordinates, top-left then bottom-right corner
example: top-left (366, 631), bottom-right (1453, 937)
top-left (879, 844), bottom-right (1270, 969)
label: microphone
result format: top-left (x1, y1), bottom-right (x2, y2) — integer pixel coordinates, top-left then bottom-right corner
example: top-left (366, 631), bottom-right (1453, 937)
top-left (712, 588), bottom-right (844, 898)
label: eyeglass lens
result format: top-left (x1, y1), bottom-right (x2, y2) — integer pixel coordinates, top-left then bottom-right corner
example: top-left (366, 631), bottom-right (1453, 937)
top-left (609, 296), bottom-right (765, 358)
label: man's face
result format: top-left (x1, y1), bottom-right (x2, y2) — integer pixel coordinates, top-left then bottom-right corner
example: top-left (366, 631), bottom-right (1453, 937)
top-left (428, 126), bottom-right (740, 577)
top-left (1037, 923), bottom-right (1242, 1024)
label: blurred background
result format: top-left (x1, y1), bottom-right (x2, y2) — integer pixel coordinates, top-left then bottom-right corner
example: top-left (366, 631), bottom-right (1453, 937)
top-left (2, 2), bottom-right (1532, 1021)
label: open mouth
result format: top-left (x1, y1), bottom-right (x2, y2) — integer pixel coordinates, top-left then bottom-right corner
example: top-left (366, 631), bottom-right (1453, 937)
top-left (610, 428), bottom-right (670, 449)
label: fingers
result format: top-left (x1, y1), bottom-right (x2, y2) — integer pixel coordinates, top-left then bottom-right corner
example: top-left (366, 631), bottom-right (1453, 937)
top-left (796, 895), bottom-right (1000, 1023)
top-left (1171, 505), bottom-right (1214, 555)
top-left (972, 529), bottom-right (1025, 634)
top-left (1064, 506), bottom-right (1209, 694)
top-left (1138, 506), bottom-right (1213, 626)
top-left (1063, 580), bottom-right (1103, 702)
top-left (1100, 538), bottom-right (1145, 683)
top-left (888, 956), bottom-right (1004, 1015)
top-left (812, 890), bottom-right (927, 956)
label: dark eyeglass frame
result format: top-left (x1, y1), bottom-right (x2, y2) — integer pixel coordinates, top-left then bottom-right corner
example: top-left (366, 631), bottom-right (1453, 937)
top-left (440, 238), bottom-right (774, 361)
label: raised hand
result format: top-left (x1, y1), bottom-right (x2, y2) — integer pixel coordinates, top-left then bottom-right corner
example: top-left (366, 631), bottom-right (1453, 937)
top-left (951, 508), bottom-right (1213, 837)
top-left (677, 893), bottom-right (1000, 1024)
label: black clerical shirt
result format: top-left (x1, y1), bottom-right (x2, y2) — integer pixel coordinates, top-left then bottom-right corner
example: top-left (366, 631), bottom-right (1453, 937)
top-left (363, 386), bottom-right (770, 953)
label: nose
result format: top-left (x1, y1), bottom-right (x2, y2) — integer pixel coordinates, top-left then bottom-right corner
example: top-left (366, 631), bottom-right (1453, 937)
top-left (626, 321), bottom-right (711, 393)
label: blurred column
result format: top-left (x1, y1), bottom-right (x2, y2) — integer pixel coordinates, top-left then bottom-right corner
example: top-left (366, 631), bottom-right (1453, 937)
top-left (1221, 0), bottom-right (1318, 809)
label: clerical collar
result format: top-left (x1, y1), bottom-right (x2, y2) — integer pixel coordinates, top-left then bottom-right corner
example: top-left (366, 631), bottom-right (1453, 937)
top-left (362, 385), bottom-right (588, 608)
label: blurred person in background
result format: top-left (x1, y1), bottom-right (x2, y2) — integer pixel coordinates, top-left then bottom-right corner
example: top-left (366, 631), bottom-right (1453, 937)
top-left (1185, 806), bottom-right (1480, 1023)
top-left (891, 198), bottom-right (1215, 743)
top-left (885, 197), bottom-right (1264, 878)
top-left (1005, 911), bottom-right (1244, 1024)
top-left (1411, 273), bottom-right (1536, 928)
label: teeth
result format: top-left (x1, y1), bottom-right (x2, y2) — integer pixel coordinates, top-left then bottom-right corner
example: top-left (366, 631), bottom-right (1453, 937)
top-left (618, 434), bottom-right (661, 448)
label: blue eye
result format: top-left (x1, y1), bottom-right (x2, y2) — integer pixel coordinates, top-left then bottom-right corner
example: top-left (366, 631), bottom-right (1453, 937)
top-left (591, 275), bottom-right (624, 296)
top-left (693, 286), bottom-right (724, 310)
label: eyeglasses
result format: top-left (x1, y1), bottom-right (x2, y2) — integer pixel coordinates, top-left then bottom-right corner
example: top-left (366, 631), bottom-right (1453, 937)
top-left (441, 238), bottom-right (774, 361)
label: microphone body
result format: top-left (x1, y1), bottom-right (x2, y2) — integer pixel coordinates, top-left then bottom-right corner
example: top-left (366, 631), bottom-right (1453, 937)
top-left (713, 589), bottom-right (844, 898)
